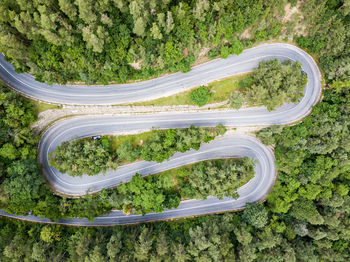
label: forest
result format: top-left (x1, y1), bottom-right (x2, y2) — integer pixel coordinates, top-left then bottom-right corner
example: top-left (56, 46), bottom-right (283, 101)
top-left (0, 0), bottom-right (349, 261)
top-left (0, 80), bottom-right (348, 262)
top-left (0, 0), bottom-right (288, 84)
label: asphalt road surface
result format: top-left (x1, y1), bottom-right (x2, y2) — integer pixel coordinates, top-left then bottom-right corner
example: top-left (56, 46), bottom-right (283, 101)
top-left (0, 44), bottom-right (321, 226)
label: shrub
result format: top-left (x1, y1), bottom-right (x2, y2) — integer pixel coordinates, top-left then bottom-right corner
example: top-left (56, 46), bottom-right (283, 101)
top-left (220, 45), bottom-right (230, 59)
top-left (229, 92), bottom-right (244, 109)
top-left (190, 86), bottom-right (211, 106)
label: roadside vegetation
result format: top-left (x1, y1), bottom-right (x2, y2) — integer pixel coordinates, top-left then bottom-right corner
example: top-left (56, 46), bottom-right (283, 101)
top-left (296, 0), bottom-right (350, 83)
top-left (49, 125), bottom-right (227, 177)
top-left (189, 86), bottom-right (211, 106)
top-left (192, 59), bottom-right (307, 110)
top-left (131, 59), bottom-right (307, 111)
top-left (236, 59), bottom-right (307, 111)
top-left (118, 158), bottom-right (255, 215)
top-left (130, 73), bottom-right (247, 106)
top-left (32, 101), bottom-right (61, 115)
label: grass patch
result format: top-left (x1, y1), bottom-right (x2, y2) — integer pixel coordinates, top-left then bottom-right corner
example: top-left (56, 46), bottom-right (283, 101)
top-left (107, 131), bottom-right (154, 152)
top-left (129, 73), bottom-right (250, 106)
top-left (207, 73), bottom-right (249, 103)
top-left (32, 101), bottom-right (61, 114)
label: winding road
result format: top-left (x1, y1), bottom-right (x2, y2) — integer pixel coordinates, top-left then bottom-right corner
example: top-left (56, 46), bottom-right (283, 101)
top-left (0, 43), bottom-right (322, 226)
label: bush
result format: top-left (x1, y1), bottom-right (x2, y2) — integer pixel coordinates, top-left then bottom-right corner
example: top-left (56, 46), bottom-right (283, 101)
top-left (238, 77), bottom-right (253, 89)
top-left (190, 86), bottom-right (211, 106)
top-left (220, 45), bottom-right (231, 59)
top-left (230, 39), bottom-right (244, 55)
top-left (208, 47), bottom-right (220, 59)
top-left (216, 124), bottom-right (227, 135)
top-left (229, 92), bottom-right (244, 109)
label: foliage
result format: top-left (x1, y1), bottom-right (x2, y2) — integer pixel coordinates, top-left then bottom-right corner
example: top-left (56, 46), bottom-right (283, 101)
top-left (243, 59), bottom-right (307, 111)
top-left (0, 83), bottom-right (112, 220)
top-left (117, 173), bottom-right (181, 215)
top-left (190, 86), bottom-right (211, 107)
top-left (255, 84), bottom-right (350, 259)
top-left (117, 158), bottom-right (255, 214)
top-left (296, 0), bottom-right (350, 82)
top-left (49, 139), bottom-right (117, 177)
top-left (0, 85), bottom-right (229, 221)
top-left (0, 85), bottom-right (37, 162)
top-left (220, 39), bottom-right (244, 58)
top-left (0, 3), bottom-right (350, 260)
top-left (180, 158), bottom-right (255, 200)
top-left (242, 203), bottom-right (268, 228)
top-left (0, 0), bottom-right (276, 84)
top-left (226, 59), bottom-right (307, 111)
top-left (229, 91), bottom-right (244, 109)
top-left (50, 125), bottom-right (225, 177)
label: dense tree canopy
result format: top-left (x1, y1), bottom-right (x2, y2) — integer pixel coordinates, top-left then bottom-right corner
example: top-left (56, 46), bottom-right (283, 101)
top-left (297, 0), bottom-right (350, 82)
top-left (242, 202), bottom-right (269, 228)
top-left (236, 59), bottom-right (307, 111)
top-left (0, 0), bottom-right (279, 84)
top-left (49, 139), bottom-right (117, 176)
top-left (117, 158), bottom-right (255, 214)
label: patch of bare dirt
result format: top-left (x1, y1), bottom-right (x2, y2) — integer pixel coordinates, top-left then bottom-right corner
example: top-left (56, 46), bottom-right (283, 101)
top-left (192, 47), bottom-right (211, 66)
top-left (225, 126), bottom-right (264, 137)
top-left (240, 28), bottom-right (251, 39)
top-left (283, 2), bottom-right (302, 23)
top-left (282, 1), bottom-right (308, 37)
top-left (183, 48), bottom-right (189, 58)
top-left (129, 60), bottom-right (143, 70)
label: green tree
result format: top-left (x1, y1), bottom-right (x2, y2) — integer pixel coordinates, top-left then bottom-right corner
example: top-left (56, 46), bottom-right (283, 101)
top-left (40, 226), bottom-right (61, 243)
top-left (75, 0), bottom-right (97, 24)
top-left (242, 202), bottom-right (268, 228)
top-left (229, 91), bottom-right (244, 109)
top-left (133, 17), bottom-right (146, 37)
top-left (150, 23), bottom-right (163, 40)
top-left (1, 159), bottom-right (44, 214)
top-left (190, 86), bottom-right (210, 106)
top-left (0, 143), bottom-right (18, 160)
top-left (220, 45), bottom-right (230, 59)
top-left (107, 232), bottom-right (122, 260)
